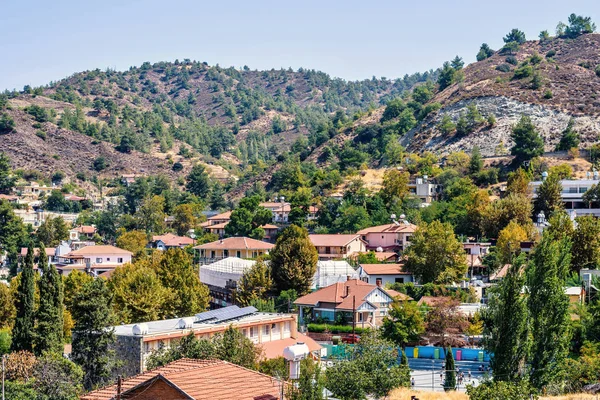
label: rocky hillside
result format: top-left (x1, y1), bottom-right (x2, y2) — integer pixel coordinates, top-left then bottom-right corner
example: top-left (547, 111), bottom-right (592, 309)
top-left (402, 34), bottom-right (600, 156)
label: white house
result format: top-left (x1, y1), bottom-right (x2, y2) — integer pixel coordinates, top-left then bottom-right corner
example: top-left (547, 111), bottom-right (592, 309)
top-left (56, 245), bottom-right (133, 276)
top-left (357, 263), bottom-right (415, 286)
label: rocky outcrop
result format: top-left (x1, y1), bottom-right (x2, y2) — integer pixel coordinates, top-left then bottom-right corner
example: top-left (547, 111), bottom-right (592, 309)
top-left (401, 96), bottom-right (600, 156)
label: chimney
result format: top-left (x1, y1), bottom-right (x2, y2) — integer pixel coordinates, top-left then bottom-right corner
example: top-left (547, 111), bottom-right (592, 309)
top-left (346, 275), bottom-right (351, 281)
top-left (344, 286), bottom-right (350, 297)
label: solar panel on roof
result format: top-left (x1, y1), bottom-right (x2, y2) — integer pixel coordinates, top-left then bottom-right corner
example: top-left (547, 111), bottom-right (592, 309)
top-left (212, 306), bottom-right (258, 323)
top-left (195, 306), bottom-right (240, 323)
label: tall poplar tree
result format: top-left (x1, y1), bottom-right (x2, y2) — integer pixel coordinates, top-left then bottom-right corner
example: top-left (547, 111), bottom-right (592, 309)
top-left (527, 230), bottom-right (571, 389)
top-left (483, 254), bottom-right (529, 382)
top-left (34, 242), bottom-right (64, 355)
top-left (71, 278), bottom-right (116, 391)
top-left (11, 242), bottom-right (35, 352)
top-left (444, 347), bottom-right (456, 391)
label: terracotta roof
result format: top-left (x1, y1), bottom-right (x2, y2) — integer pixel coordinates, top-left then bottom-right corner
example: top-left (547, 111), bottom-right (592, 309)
top-left (260, 202), bottom-right (291, 211)
top-left (259, 333), bottom-right (321, 360)
top-left (152, 233), bottom-right (196, 247)
top-left (360, 264), bottom-right (411, 275)
top-left (386, 290), bottom-right (413, 301)
top-left (490, 264), bottom-right (511, 280)
top-left (208, 211), bottom-right (232, 221)
top-left (194, 237), bottom-right (274, 251)
top-left (20, 247), bottom-right (56, 257)
top-left (80, 359), bottom-right (284, 400)
top-left (308, 234), bottom-right (362, 247)
top-left (206, 221), bottom-right (229, 229)
top-left (64, 194), bottom-right (85, 201)
top-left (73, 225), bottom-right (96, 234)
top-left (64, 245), bottom-right (132, 257)
top-left (294, 279), bottom-right (390, 311)
top-left (357, 223), bottom-right (417, 235)
top-left (372, 252), bottom-right (397, 261)
top-left (0, 194), bottom-right (18, 201)
top-left (262, 224), bottom-right (279, 230)
top-left (466, 254), bottom-right (483, 267)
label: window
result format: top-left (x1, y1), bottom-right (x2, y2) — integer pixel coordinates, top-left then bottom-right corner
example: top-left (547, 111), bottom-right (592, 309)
top-left (284, 322), bottom-right (290, 332)
top-left (271, 323), bottom-right (279, 334)
top-left (242, 328), bottom-right (247, 337)
top-left (224, 250), bottom-right (229, 257)
top-left (143, 342), bottom-right (150, 353)
top-left (249, 327), bottom-right (256, 337)
top-left (107, 258), bottom-right (110, 262)
top-left (118, 258), bottom-right (123, 263)
top-left (263, 325), bottom-right (270, 336)
top-left (210, 251), bottom-right (215, 258)
top-left (325, 247), bottom-right (331, 254)
top-left (96, 258), bottom-right (102, 263)
top-left (376, 278), bottom-right (382, 286)
top-left (395, 277), bottom-right (404, 284)
top-left (237, 251), bottom-right (241, 258)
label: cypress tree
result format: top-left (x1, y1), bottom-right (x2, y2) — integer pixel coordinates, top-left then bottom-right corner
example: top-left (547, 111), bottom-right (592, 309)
top-left (527, 231), bottom-right (571, 389)
top-left (34, 242), bottom-right (64, 355)
top-left (11, 242), bottom-right (35, 352)
top-left (400, 349), bottom-right (409, 367)
top-left (71, 278), bottom-right (116, 391)
top-left (483, 254), bottom-right (529, 381)
top-left (444, 347), bottom-right (456, 391)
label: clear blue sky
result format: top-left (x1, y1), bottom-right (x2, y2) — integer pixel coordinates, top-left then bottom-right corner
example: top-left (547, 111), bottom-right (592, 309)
top-left (1, 0), bottom-right (598, 91)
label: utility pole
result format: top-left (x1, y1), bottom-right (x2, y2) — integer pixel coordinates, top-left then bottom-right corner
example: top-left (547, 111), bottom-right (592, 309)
top-left (116, 375), bottom-right (122, 400)
top-left (431, 359), bottom-right (435, 391)
top-left (352, 295), bottom-right (356, 337)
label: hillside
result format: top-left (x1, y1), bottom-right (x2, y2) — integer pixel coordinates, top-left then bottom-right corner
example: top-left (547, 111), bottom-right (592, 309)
top-left (401, 33), bottom-right (600, 156)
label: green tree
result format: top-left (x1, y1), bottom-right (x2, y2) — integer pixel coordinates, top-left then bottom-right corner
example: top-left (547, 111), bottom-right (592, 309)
top-left (116, 229), bottom-right (147, 258)
top-left (172, 204), bottom-right (197, 236)
top-left (483, 255), bottom-right (529, 382)
top-left (534, 173), bottom-right (563, 217)
top-left (11, 243), bottom-right (36, 352)
top-left (444, 347), bottom-right (456, 391)
top-left (476, 43), bottom-right (495, 61)
top-left (503, 28), bottom-right (526, 44)
top-left (539, 30), bottom-right (551, 42)
top-left (270, 225), bottom-right (318, 295)
top-left (0, 283), bottom-right (15, 329)
top-left (0, 152), bottom-right (16, 194)
top-left (555, 119), bottom-right (579, 151)
top-left (109, 261), bottom-right (173, 324)
top-left (70, 278), bottom-right (116, 391)
top-left (0, 199), bottom-right (26, 270)
top-left (235, 258), bottom-right (273, 306)
top-left (155, 248), bottom-right (209, 317)
top-left (286, 358), bottom-right (325, 400)
top-left (571, 215), bottom-right (600, 271)
top-left (34, 243), bottom-right (64, 356)
top-left (496, 221), bottom-right (528, 265)
top-left (92, 157), bottom-right (108, 172)
top-left (527, 230), bottom-right (571, 389)
top-left (186, 164), bottom-right (211, 198)
top-left (381, 300), bottom-right (425, 346)
top-left (510, 116), bottom-right (544, 166)
top-left (325, 332), bottom-right (410, 400)
top-left (469, 146), bottom-right (483, 175)
top-left (404, 221), bottom-right (468, 283)
top-left (36, 216), bottom-right (69, 247)
top-left (33, 352), bottom-right (84, 400)
top-left (380, 169), bottom-right (410, 206)
top-left (438, 115), bottom-right (456, 135)
top-left (467, 380), bottom-right (538, 400)
top-left (135, 195), bottom-right (166, 234)
top-left (209, 183), bottom-right (228, 211)
top-left (62, 269), bottom-right (94, 313)
top-left (225, 195), bottom-right (272, 239)
top-left (563, 13), bottom-right (596, 38)
top-left (438, 61), bottom-right (459, 91)
top-left (0, 113), bottom-right (16, 134)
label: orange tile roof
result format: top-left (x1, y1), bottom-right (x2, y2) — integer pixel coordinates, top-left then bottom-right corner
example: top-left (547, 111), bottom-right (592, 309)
top-left (74, 225), bottom-right (97, 234)
top-left (294, 279), bottom-right (390, 311)
top-left (357, 223), bottom-right (417, 235)
top-left (386, 290), bottom-right (413, 301)
top-left (152, 233), bottom-right (196, 247)
top-left (194, 237), bottom-right (274, 251)
top-left (80, 359), bottom-right (284, 400)
top-left (373, 252), bottom-right (397, 261)
top-left (360, 264), bottom-right (412, 275)
top-left (308, 234), bottom-right (362, 247)
top-left (259, 333), bottom-right (321, 360)
top-left (20, 247), bottom-right (56, 257)
top-left (65, 245), bottom-right (132, 257)
top-left (207, 211), bottom-right (232, 221)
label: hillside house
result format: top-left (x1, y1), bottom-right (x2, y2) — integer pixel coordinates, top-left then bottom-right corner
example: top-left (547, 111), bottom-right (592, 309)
top-left (408, 177), bottom-right (441, 204)
top-left (194, 237), bottom-right (274, 263)
top-left (260, 202), bottom-right (318, 223)
top-left (308, 234), bottom-right (367, 260)
top-left (294, 279), bottom-right (396, 328)
top-left (357, 263), bottom-right (415, 286)
top-left (55, 245), bottom-right (132, 276)
top-left (357, 221), bottom-right (417, 252)
top-left (69, 225), bottom-right (97, 241)
top-left (151, 233), bottom-right (196, 250)
top-left (531, 176), bottom-right (600, 217)
top-left (105, 306), bottom-right (320, 377)
top-left (200, 211), bottom-right (232, 229)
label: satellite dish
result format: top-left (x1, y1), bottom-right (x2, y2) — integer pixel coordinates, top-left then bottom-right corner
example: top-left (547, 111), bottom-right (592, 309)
top-left (399, 214), bottom-right (406, 220)
top-left (390, 214), bottom-right (397, 220)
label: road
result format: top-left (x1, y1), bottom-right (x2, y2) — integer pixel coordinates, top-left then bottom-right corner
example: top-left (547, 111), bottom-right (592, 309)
top-left (408, 359), bottom-right (490, 392)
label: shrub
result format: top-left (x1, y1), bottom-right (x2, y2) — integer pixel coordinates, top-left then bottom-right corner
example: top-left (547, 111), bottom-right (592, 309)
top-left (307, 324), bottom-right (371, 335)
top-left (531, 72), bottom-right (543, 89)
top-left (496, 64), bottom-right (511, 73)
top-left (596, 65), bottom-right (600, 77)
top-left (529, 52), bottom-right (543, 65)
top-left (544, 89), bottom-right (553, 99)
top-left (93, 157), bottom-right (107, 172)
top-left (76, 172), bottom-right (86, 181)
top-left (172, 162), bottom-right (184, 172)
top-left (0, 113), bottom-right (16, 134)
top-left (35, 130), bottom-right (46, 140)
top-left (513, 64), bottom-right (534, 79)
top-left (546, 49), bottom-right (556, 58)
top-left (505, 56), bottom-right (518, 65)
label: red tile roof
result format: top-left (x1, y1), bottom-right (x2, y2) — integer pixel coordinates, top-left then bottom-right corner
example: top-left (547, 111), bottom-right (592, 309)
top-left (80, 359), bottom-right (285, 400)
top-left (194, 237), bottom-right (274, 251)
top-left (74, 225), bottom-right (97, 234)
top-left (20, 247), bottom-right (56, 257)
top-left (152, 233), bottom-right (196, 247)
top-left (308, 234), bottom-right (362, 247)
top-left (0, 194), bottom-right (18, 201)
top-left (64, 245), bottom-right (132, 257)
top-left (359, 264), bottom-right (412, 276)
top-left (294, 279), bottom-right (391, 311)
top-left (207, 211), bottom-right (232, 221)
top-left (386, 290), bottom-right (413, 301)
top-left (357, 223), bottom-right (417, 235)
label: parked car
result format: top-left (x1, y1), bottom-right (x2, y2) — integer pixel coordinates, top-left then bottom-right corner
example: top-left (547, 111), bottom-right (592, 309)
top-left (342, 334), bottom-right (361, 344)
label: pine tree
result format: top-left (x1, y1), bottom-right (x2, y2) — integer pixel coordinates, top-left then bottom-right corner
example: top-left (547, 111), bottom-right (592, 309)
top-left (34, 242), bottom-right (64, 355)
top-left (11, 242), bottom-right (35, 352)
top-left (510, 116), bottom-right (544, 166)
top-left (534, 173), bottom-right (563, 217)
top-left (444, 347), bottom-right (456, 391)
top-left (527, 230), bottom-right (571, 389)
top-left (469, 146), bottom-right (483, 175)
top-left (71, 278), bottom-right (116, 391)
top-left (483, 254), bottom-right (529, 381)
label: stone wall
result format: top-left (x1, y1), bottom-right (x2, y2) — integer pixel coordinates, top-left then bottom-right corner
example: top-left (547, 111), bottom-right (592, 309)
top-left (112, 335), bottom-right (143, 379)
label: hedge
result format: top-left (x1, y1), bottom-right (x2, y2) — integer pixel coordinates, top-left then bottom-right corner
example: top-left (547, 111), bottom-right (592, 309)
top-left (307, 324), bottom-right (371, 334)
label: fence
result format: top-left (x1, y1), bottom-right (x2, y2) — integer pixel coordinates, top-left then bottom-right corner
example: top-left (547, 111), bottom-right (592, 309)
top-left (321, 344), bottom-right (490, 362)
